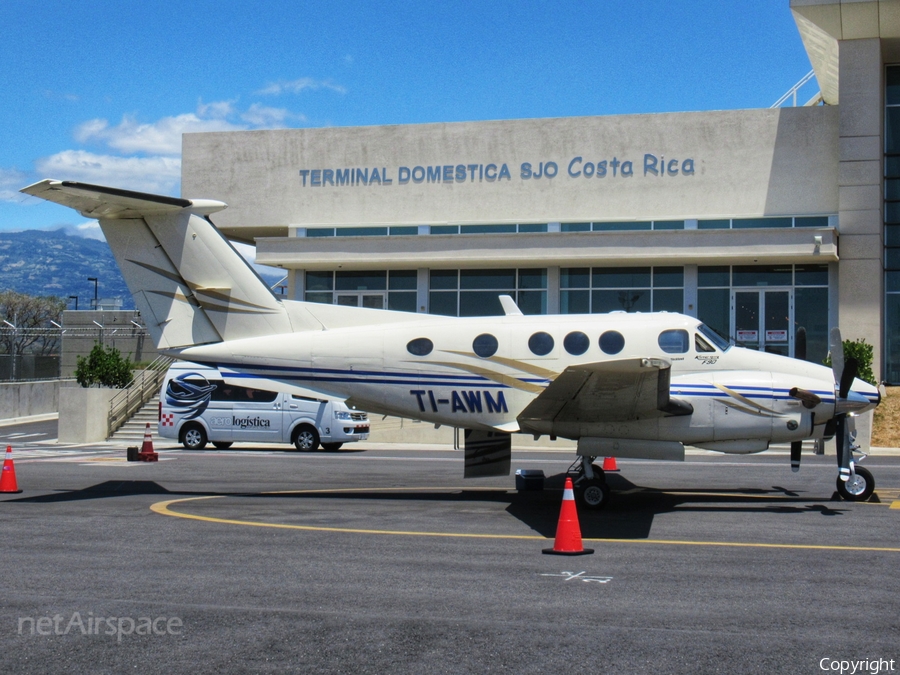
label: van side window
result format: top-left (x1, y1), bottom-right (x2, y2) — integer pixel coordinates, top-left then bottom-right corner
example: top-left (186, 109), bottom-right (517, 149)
top-left (658, 329), bottom-right (689, 354)
top-left (182, 379), bottom-right (278, 402)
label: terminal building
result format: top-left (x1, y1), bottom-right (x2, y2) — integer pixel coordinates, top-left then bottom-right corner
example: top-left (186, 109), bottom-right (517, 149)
top-left (181, 0), bottom-right (900, 383)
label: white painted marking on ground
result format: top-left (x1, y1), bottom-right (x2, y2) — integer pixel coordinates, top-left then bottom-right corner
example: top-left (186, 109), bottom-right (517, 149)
top-left (540, 571), bottom-right (613, 583)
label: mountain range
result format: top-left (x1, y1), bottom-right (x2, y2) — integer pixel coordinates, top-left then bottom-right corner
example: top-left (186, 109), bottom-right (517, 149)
top-left (0, 229), bottom-right (283, 309)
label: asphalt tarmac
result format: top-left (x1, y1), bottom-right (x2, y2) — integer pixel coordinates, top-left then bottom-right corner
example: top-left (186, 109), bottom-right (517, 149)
top-left (1, 436), bottom-right (899, 674)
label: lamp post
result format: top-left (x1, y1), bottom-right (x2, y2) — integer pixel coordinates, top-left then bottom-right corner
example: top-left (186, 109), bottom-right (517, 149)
top-left (87, 277), bottom-right (98, 310)
top-left (68, 295), bottom-right (78, 310)
top-left (3, 319), bottom-right (15, 381)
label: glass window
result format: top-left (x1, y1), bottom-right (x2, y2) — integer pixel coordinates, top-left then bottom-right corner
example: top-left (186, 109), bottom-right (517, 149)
top-left (795, 264), bottom-right (829, 286)
top-left (599, 331), bottom-right (625, 355)
top-left (653, 289), bottom-right (684, 312)
top-left (695, 334), bottom-right (715, 353)
top-left (518, 223), bottom-right (548, 233)
top-left (388, 293), bottom-right (416, 313)
top-left (887, 108), bottom-right (900, 154)
top-left (518, 269), bottom-right (547, 289)
top-left (885, 294), bottom-right (900, 383)
top-left (307, 228), bottom-right (335, 237)
top-left (389, 226), bottom-right (418, 236)
top-left (698, 266), bottom-right (730, 287)
top-left (888, 65), bottom-right (900, 105)
top-left (658, 329), bottom-right (689, 354)
top-left (407, 338), bottom-right (433, 356)
top-left (593, 221), bottom-right (651, 231)
top-left (653, 220), bottom-right (684, 230)
top-left (336, 227), bottom-right (388, 237)
top-left (335, 271), bottom-right (386, 291)
top-left (698, 288), bottom-right (730, 338)
top-left (795, 216), bottom-right (829, 228)
top-left (697, 323), bottom-right (730, 351)
top-left (528, 332), bottom-right (554, 356)
top-left (305, 292), bottom-right (332, 305)
top-left (592, 267), bottom-right (651, 288)
top-left (430, 225), bottom-right (459, 235)
top-left (886, 249), bottom-right (900, 270)
top-left (795, 287), bottom-right (829, 364)
top-left (886, 225), bottom-right (900, 247)
top-left (886, 155), bottom-right (900, 177)
top-left (473, 334), bottom-right (499, 358)
top-left (560, 268), bottom-right (590, 288)
top-left (887, 271), bottom-right (900, 293)
top-left (459, 292), bottom-right (503, 317)
top-left (306, 271), bottom-right (333, 291)
top-left (460, 224), bottom-right (517, 234)
top-left (592, 289), bottom-right (651, 313)
top-left (460, 269), bottom-right (516, 290)
top-left (886, 202), bottom-right (900, 223)
top-left (563, 331), bottom-right (590, 356)
top-left (429, 270), bottom-right (458, 290)
top-left (653, 267), bottom-right (684, 287)
top-left (732, 217), bottom-right (792, 229)
top-left (561, 222), bottom-right (591, 232)
top-left (388, 270), bottom-right (417, 290)
top-left (429, 292), bottom-right (457, 316)
top-left (732, 265), bottom-right (792, 287)
top-left (560, 290), bottom-right (589, 314)
top-left (516, 291), bottom-right (547, 315)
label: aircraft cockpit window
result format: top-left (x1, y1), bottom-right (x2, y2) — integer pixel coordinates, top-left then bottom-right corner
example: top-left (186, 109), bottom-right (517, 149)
top-left (695, 334), bottom-right (716, 353)
top-left (473, 333), bottom-right (499, 358)
top-left (407, 337), bottom-right (434, 356)
top-left (599, 330), bottom-right (625, 355)
top-left (528, 331), bottom-right (555, 356)
top-left (563, 331), bottom-right (590, 356)
top-left (697, 323), bottom-right (731, 351)
top-left (658, 329), bottom-right (689, 354)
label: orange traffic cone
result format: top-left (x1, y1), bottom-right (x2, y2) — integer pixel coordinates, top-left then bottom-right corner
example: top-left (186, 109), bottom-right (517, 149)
top-left (602, 456), bottom-right (619, 472)
top-left (137, 424), bottom-right (159, 462)
top-left (542, 477), bottom-right (593, 555)
top-left (1, 445), bottom-right (22, 494)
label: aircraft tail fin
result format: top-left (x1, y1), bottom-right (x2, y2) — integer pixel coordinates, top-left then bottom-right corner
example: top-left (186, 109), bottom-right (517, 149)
top-left (21, 180), bottom-right (298, 349)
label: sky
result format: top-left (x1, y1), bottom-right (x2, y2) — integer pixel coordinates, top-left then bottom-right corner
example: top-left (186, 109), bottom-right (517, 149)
top-left (0, 0), bottom-right (818, 239)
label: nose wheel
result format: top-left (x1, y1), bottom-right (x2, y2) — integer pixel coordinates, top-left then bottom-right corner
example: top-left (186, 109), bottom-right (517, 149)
top-left (836, 465), bottom-right (875, 502)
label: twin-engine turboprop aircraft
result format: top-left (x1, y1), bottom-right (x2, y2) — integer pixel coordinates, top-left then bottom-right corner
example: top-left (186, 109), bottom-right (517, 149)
top-left (22, 179), bottom-right (881, 508)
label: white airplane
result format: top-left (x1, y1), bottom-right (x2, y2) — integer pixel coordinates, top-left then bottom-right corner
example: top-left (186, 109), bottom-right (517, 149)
top-left (22, 179), bottom-right (881, 508)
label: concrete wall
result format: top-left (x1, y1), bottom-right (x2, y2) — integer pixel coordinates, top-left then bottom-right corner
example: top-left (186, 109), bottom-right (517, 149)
top-left (183, 107), bottom-right (839, 236)
top-left (0, 380), bottom-right (62, 420)
top-left (61, 310), bottom-right (157, 378)
top-left (58, 387), bottom-right (119, 444)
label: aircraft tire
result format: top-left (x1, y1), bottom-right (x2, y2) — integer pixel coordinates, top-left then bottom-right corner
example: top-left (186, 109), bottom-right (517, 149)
top-left (836, 466), bottom-right (875, 502)
top-left (293, 425), bottom-right (320, 452)
top-left (181, 424), bottom-right (208, 450)
top-left (578, 478), bottom-right (610, 510)
top-left (321, 442), bottom-right (343, 452)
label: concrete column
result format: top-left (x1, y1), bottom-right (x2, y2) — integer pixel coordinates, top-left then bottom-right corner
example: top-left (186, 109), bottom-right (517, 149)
top-left (837, 37), bottom-right (884, 377)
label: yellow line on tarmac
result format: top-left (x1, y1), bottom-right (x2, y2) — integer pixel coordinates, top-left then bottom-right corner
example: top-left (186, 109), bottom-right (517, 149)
top-left (149, 489), bottom-right (900, 553)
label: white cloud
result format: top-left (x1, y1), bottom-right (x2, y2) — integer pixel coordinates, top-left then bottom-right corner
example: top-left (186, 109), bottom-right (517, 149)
top-left (75, 220), bottom-right (105, 240)
top-left (34, 150), bottom-right (181, 195)
top-left (240, 103), bottom-right (306, 127)
top-left (256, 77), bottom-right (347, 96)
top-left (75, 109), bottom-right (246, 156)
top-left (0, 167), bottom-right (29, 202)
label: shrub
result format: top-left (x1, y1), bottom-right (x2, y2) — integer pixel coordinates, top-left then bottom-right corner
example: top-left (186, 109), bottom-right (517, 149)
top-left (74, 344), bottom-right (133, 388)
top-left (824, 338), bottom-right (876, 386)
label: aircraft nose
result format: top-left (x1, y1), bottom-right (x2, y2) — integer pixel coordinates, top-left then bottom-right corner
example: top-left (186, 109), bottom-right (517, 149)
top-left (843, 377), bottom-right (880, 414)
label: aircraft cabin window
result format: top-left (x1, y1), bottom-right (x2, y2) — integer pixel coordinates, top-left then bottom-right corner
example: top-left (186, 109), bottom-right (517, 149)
top-left (658, 329), bottom-right (689, 354)
top-left (599, 330), bottom-right (625, 355)
top-left (528, 331), bottom-right (554, 356)
top-left (563, 331), bottom-right (590, 356)
top-left (695, 334), bottom-right (716, 353)
top-left (407, 337), bottom-right (434, 356)
top-left (473, 333), bottom-right (499, 358)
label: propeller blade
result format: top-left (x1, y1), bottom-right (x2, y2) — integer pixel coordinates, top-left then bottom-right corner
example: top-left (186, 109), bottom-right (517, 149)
top-left (839, 357), bottom-right (859, 400)
top-left (795, 327), bottom-right (807, 361)
top-left (829, 327), bottom-right (844, 386)
top-left (835, 416), bottom-right (851, 482)
top-left (790, 441), bottom-right (801, 473)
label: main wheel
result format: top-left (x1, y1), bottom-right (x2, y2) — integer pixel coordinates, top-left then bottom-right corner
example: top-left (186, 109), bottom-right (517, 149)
top-left (212, 441), bottom-right (233, 450)
top-left (321, 442), bottom-right (343, 452)
top-left (836, 466), bottom-right (875, 502)
top-left (293, 425), bottom-right (320, 451)
top-left (578, 478), bottom-right (610, 510)
top-left (181, 424), bottom-right (207, 450)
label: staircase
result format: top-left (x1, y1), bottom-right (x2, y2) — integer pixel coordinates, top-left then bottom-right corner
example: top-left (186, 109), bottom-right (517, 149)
top-left (108, 393), bottom-right (161, 444)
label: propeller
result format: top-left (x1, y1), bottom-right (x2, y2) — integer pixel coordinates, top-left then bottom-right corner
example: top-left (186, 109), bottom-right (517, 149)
top-left (830, 327), bottom-right (858, 483)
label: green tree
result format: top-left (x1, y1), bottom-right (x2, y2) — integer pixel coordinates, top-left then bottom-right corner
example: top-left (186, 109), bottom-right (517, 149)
top-left (74, 344), bottom-right (133, 388)
top-left (0, 291), bottom-right (66, 356)
top-left (825, 338), bottom-right (876, 386)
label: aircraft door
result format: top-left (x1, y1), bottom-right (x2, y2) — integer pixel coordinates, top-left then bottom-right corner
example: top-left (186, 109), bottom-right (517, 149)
top-left (732, 290), bottom-right (792, 356)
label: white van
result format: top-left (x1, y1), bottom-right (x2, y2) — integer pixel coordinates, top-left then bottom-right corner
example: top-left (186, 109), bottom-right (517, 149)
top-left (158, 362), bottom-right (369, 451)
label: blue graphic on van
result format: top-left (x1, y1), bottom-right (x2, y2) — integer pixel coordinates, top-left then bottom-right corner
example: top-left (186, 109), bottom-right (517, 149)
top-left (165, 372), bottom-right (218, 420)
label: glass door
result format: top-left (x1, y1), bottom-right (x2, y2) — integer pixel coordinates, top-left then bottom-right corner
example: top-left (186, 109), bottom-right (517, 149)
top-left (731, 290), bottom-right (792, 355)
top-left (336, 292), bottom-right (386, 309)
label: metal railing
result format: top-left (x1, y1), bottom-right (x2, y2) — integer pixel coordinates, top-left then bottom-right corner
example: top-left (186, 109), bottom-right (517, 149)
top-left (107, 354), bottom-right (174, 438)
top-left (770, 70), bottom-right (820, 108)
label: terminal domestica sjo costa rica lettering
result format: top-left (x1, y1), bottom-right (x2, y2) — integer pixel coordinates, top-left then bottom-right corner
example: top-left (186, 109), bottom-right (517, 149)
top-left (297, 154), bottom-right (696, 187)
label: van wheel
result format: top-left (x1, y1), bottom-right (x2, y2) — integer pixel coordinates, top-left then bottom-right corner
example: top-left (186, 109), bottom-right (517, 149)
top-left (293, 425), bottom-right (320, 451)
top-left (321, 442), bottom-right (343, 452)
top-left (181, 424), bottom-right (207, 450)
top-left (212, 442), bottom-right (233, 450)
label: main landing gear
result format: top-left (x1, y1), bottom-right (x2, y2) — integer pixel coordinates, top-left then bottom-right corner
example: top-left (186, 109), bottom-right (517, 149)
top-left (568, 457), bottom-right (610, 510)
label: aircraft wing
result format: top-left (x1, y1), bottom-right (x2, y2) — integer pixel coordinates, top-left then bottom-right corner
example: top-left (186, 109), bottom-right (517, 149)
top-left (517, 357), bottom-right (692, 431)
